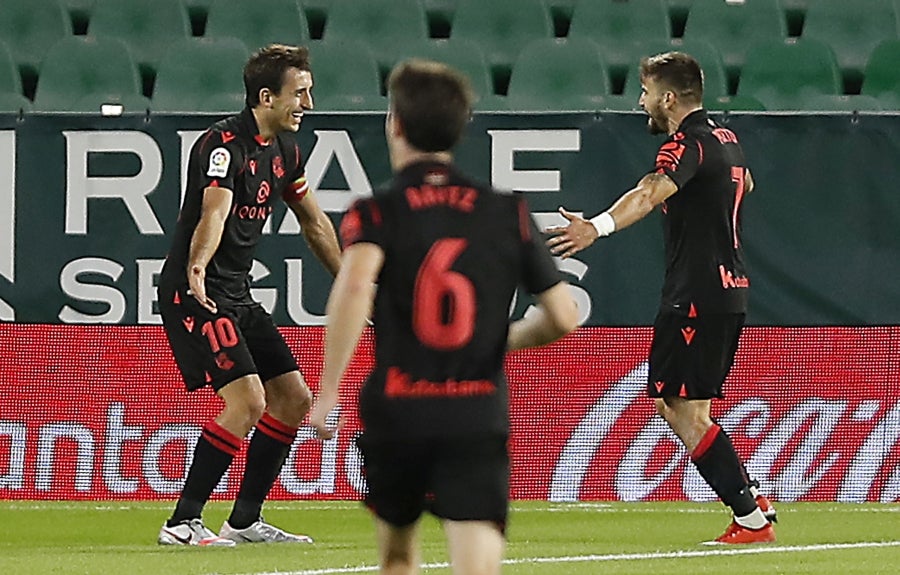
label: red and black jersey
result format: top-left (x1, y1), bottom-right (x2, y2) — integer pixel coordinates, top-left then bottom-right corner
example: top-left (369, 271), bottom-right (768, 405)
top-left (652, 109), bottom-right (750, 314)
top-left (341, 161), bottom-right (563, 439)
top-left (160, 108), bottom-right (309, 303)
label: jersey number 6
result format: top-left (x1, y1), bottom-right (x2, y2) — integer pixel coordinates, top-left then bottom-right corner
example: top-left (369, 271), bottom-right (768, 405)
top-left (413, 238), bottom-right (476, 351)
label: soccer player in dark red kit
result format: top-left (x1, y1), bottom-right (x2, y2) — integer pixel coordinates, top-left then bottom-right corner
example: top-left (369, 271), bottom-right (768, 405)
top-left (310, 59), bottom-right (578, 574)
top-left (546, 51), bottom-right (777, 545)
top-left (156, 44), bottom-right (341, 546)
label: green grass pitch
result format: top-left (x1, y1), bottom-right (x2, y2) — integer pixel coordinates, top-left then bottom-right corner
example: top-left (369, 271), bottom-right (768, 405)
top-left (0, 501), bottom-right (897, 574)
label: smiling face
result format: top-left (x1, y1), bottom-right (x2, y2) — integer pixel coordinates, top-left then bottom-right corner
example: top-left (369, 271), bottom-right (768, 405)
top-left (265, 67), bottom-right (313, 134)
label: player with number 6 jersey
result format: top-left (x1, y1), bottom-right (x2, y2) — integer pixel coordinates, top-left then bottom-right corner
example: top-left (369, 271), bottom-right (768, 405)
top-left (310, 60), bottom-right (578, 575)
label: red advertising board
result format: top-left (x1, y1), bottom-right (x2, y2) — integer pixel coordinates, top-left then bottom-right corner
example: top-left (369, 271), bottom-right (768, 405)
top-left (1, 325), bottom-right (898, 502)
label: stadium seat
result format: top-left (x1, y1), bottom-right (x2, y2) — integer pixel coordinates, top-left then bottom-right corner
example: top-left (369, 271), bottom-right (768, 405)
top-left (0, 0), bottom-right (72, 82)
top-left (861, 40), bottom-right (900, 109)
top-left (801, 0), bottom-right (898, 92)
top-left (568, 0), bottom-right (672, 87)
top-left (33, 36), bottom-right (149, 112)
top-left (450, 0), bottom-right (553, 84)
top-left (152, 38), bottom-right (249, 113)
top-left (323, 0), bottom-right (428, 72)
top-left (389, 39), bottom-right (505, 111)
top-left (308, 40), bottom-right (386, 111)
top-left (506, 38), bottom-right (611, 112)
top-left (0, 41), bottom-right (30, 112)
top-left (205, 0), bottom-right (310, 52)
top-left (682, 0), bottom-right (786, 89)
top-left (88, 0), bottom-right (191, 81)
top-left (737, 39), bottom-right (842, 111)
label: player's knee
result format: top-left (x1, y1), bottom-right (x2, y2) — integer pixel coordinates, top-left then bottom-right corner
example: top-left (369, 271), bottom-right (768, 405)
top-left (240, 394), bottom-right (267, 427)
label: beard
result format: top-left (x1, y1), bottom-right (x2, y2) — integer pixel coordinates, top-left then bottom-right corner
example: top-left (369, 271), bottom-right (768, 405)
top-left (646, 114), bottom-right (667, 135)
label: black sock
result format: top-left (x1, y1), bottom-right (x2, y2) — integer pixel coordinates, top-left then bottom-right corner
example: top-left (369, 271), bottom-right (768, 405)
top-left (691, 424), bottom-right (757, 517)
top-left (228, 413), bottom-right (297, 529)
top-left (168, 420), bottom-right (241, 526)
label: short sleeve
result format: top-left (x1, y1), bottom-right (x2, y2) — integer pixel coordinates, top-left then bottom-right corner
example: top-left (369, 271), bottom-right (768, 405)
top-left (195, 130), bottom-right (243, 191)
top-left (652, 132), bottom-right (701, 190)
top-left (517, 197), bottom-right (563, 295)
top-left (282, 140), bottom-right (310, 203)
top-left (340, 198), bottom-right (384, 248)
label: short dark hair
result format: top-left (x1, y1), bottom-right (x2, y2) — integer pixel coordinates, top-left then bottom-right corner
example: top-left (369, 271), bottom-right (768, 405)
top-left (640, 51), bottom-right (703, 104)
top-left (244, 44), bottom-right (311, 108)
top-left (387, 59), bottom-right (474, 153)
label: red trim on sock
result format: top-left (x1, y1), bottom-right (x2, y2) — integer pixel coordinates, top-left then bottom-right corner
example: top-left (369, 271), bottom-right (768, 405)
top-left (256, 413), bottom-right (298, 445)
top-left (691, 424), bottom-right (721, 462)
top-left (202, 421), bottom-right (242, 456)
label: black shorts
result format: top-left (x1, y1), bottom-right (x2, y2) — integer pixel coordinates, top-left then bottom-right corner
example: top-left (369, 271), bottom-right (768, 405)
top-left (159, 286), bottom-right (298, 391)
top-left (647, 309), bottom-right (745, 400)
top-left (356, 433), bottom-right (509, 531)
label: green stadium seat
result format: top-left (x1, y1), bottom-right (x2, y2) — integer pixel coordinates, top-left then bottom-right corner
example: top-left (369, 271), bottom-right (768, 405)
top-left (568, 0), bottom-right (672, 87)
top-left (861, 40), bottom-right (900, 109)
top-left (152, 38), bottom-right (249, 113)
top-left (34, 36), bottom-right (149, 112)
top-left (389, 39), bottom-right (505, 111)
top-left (308, 40), bottom-right (386, 111)
top-left (801, 0), bottom-right (898, 92)
top-left (0, 41), bottom-right (30, 112)
top-left (205, 0), bottom-right (310, 52)
top-left (737, 39), bottom-right (842, 111)
top-left (323, 0), bottom-right (428, 72)
top-left (682, 0), bottom-right (786, 89)
top-left (0, 0), bottom-right (72, 81)
top-left (450, 0), bottom-right (553, 82)
top-left (506, 38), bottom-right (611, 111)
top-left (88, 0), bottom-right (191, 81)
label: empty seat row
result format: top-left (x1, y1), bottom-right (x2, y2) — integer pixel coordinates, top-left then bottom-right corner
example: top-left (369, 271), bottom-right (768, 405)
top-left (4, 34), bottom-right (899, 114)
top-left (8, 0), bottom-right (900, 94)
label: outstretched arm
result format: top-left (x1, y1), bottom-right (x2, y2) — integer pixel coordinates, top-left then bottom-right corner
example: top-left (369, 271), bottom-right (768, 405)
top-left (545, 172), bottom-right (678, 259)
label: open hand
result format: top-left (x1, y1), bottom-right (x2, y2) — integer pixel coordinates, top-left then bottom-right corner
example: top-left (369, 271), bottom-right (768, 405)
top-left (544, 207), bottom-right (599, 259)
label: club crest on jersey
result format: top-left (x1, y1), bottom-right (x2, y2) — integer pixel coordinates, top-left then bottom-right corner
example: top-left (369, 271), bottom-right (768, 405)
top-left (272, 156), bottom-right (285, 179)
top-left (207, 147), bottom-right (231, 178)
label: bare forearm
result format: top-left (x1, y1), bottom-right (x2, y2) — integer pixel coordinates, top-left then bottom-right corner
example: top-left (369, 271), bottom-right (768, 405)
top-left (303, 219), bottom-right (342, 278)
top-left (608, 187), bottom-right (656, 231)
top-left (188, 216), bottom-right (226, 270)
top-left (508, 282), bottom-right (578, 350)
top-left (321, 277), bottom-right (373, 390)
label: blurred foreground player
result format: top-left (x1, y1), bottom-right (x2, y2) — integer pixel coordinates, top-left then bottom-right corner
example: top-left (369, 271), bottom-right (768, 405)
top-left (310, 59), bottom-right (579, 574)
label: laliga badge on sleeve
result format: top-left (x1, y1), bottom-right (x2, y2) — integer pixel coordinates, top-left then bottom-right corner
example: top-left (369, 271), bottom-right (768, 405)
top-left (207, 147), bottom-right (231, 178)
